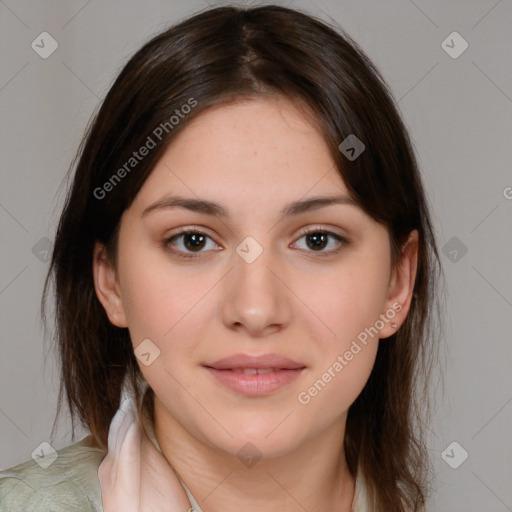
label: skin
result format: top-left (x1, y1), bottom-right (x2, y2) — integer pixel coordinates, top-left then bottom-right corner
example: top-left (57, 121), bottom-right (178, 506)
top-left (93, 96), bottom-right (418, 512)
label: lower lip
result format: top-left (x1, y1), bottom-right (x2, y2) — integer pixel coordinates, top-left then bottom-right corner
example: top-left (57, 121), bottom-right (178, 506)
top-left (204, 367), bottom-right (305, 396)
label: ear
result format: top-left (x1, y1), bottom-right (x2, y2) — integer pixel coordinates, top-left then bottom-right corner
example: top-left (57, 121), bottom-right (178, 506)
top-left (379, 230), bottom-right (419, 339)
top-left (92, 241), bottom-right (128, 328)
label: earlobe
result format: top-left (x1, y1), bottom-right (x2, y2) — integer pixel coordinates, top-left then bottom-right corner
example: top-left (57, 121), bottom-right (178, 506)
top-left (379, 230), bottom-right (419, 339)
top-left (92, 241), bottom-right (128, 328)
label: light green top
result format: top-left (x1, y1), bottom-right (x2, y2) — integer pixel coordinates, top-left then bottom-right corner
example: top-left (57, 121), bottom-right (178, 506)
top-left (0, 435), bottom-right (206, 511)
top-left (0, 435), bottom-right (105, 511)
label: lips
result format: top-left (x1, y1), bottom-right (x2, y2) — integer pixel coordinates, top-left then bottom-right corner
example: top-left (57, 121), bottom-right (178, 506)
top-left (203, 353), bottom-right (306, 396)
top-left (204, 353), bottom-right (306, 371)
top-left (232, 368), bottom-right (279, 374)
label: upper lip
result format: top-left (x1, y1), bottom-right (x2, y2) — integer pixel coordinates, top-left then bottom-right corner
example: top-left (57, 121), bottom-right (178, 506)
top-left (204, 353), bottom-right (306, 370)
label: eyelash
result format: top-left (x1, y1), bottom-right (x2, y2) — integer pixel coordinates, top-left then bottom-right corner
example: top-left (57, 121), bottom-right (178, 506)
top-left (163, 226), bottom-right (349, 260)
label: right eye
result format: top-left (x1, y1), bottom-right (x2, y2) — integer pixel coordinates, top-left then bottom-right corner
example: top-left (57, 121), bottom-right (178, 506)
top-left (164, 228), bottom-right (222, 259)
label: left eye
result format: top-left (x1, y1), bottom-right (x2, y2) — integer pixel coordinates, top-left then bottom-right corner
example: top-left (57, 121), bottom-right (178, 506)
top-left (291, 229), bottom-right (347, 254)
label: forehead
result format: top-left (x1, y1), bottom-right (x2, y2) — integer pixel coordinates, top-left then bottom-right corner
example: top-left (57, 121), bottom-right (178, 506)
top-left (131, 96), bottom-right (352, 214)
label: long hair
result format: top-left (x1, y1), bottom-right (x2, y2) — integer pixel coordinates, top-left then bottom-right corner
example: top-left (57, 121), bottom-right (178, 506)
top-left (42, 5), bottom-right (444, 511)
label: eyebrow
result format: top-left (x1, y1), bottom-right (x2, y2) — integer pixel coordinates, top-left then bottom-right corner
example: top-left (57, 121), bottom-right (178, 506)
top-left (142, 194), bottom-right (359, 218)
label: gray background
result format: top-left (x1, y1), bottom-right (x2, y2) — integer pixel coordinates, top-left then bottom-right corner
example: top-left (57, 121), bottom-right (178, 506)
top-left (1, 0), bottom-right (511, 510)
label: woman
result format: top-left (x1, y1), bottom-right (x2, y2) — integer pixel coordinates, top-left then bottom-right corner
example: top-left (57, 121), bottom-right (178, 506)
top-left (0, 4), bottom-right (442, 511)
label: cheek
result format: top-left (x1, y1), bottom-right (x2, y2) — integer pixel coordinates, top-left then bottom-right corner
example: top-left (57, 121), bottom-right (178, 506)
top-left (297, 284), bottom-right (380, 428)
top-left (337, 240), bottom-right (391, 329)
top-left (293, 249), bottom-right (389, 414)
top-left (116, 240), bottom-right (193, 346)
top-left (117, 239), bottom-right (221, 371)
top-left (299, 255), bottom-right (390, 350)
top-left (300, 341), bottom-right (378, 436)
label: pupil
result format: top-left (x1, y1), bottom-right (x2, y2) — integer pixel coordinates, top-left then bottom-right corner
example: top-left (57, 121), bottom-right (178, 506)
top-left (307, 232), bottom-right (327, 250)
top-left (185, 233), bottom-right (205, 251)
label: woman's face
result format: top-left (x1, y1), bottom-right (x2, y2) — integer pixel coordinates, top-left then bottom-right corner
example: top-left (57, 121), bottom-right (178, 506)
top-left (94, 96), bottom-right (416, 458)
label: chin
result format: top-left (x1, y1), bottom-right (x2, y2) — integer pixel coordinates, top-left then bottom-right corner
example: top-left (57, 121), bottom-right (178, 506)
top-left (217, 417), bottom-right (302, 457)
top-left (213, 436), bottom-right (299, 462)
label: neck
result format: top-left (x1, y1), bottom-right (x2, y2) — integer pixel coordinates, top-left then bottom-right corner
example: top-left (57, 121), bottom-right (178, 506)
top-left (153, 402), bottom-right (356, 512)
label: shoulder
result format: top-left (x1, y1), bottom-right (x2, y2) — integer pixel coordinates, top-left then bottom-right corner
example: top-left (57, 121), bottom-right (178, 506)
top-left (0, 435), bottom-right (106, 512)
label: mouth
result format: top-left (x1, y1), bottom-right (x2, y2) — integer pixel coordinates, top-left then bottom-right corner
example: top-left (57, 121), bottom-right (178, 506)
top-left (203, 353), bottom-right (306, 396)
top-left (230, 368), bottom-right (286, 374)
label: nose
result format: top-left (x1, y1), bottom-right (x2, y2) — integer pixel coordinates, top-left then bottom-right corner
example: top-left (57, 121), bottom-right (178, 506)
top-left (221, 240), bottom-right (292, 338)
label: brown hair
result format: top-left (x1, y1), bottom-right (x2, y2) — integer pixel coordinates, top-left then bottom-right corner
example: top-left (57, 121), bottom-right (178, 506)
top-left (42, 5), bottom-right (444, 511)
